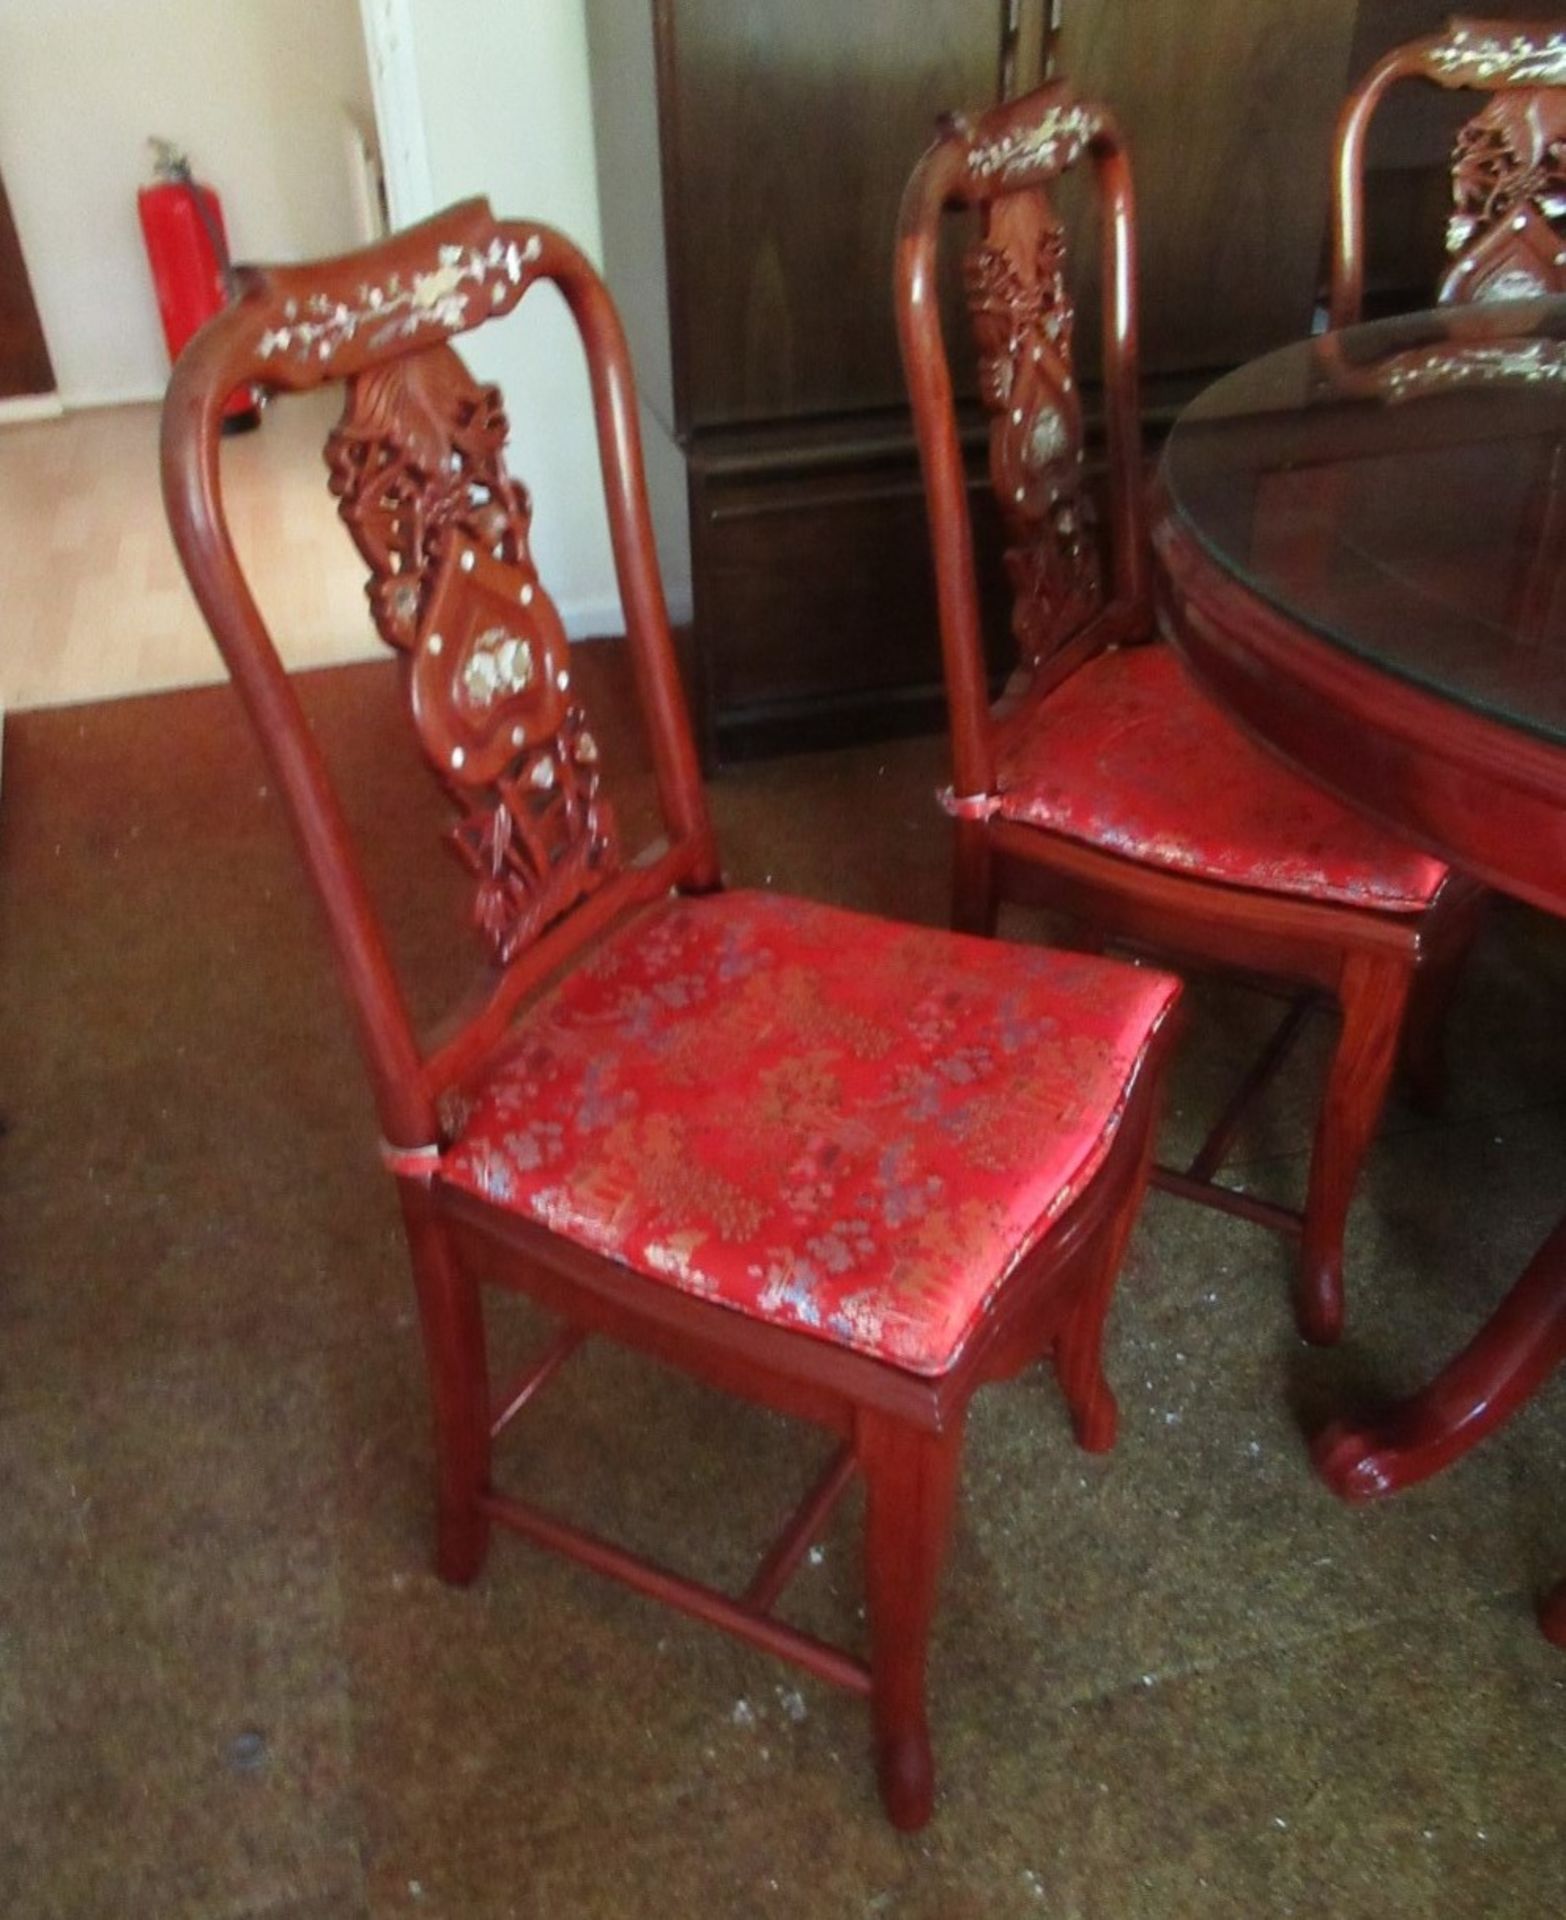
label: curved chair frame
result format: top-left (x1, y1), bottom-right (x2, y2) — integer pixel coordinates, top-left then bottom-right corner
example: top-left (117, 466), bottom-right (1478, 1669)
top-left (897, 84), bottom-right (1485, 1349)
top-left (161, 202), bottom-right (1179, 1828)
top-left (1330, 14), bottom-right (1566, 328)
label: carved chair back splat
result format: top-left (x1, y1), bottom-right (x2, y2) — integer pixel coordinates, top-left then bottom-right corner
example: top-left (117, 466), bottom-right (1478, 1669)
top-left (896, 87), bottom-right (1147, 809)
top-left (896, 84), bottom-right (1486, 1351)
top-left (160, 201), bottom-right (1184, 1829)
top-left (1331, 15), bottom-right (1566, 328)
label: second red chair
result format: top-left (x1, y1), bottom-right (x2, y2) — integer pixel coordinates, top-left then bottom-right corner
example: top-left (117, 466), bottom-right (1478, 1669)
top-left (896, 82), bottom-right (1485, 1348)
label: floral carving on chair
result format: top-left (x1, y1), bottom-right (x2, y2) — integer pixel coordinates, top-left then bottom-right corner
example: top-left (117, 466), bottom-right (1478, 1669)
top-left (1376, 337), bottom-right (1566, 403)
top-left (1427, 23), bottom-right (1566, 90)
top-left (965, 193), bottom-right (1102, 671)
top-left (259, 235), bottom-right (541, 366)
top-left (327, 345), bottom-right (618, 964)
top-left (965, 99), bottom-right (1105, 186)
top-left (1441, 92), bottom-right (1566, 304)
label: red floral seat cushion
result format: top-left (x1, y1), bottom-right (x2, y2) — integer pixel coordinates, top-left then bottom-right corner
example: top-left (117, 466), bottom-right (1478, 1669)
top-left (989, 643), bottom-right (1449, 911)
top-left (439, 891), bottom-right (1179, 1376)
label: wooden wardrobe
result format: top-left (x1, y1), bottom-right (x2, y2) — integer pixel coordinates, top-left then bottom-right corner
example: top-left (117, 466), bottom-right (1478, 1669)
top-left (585, 1), bottom-right (1544, 761)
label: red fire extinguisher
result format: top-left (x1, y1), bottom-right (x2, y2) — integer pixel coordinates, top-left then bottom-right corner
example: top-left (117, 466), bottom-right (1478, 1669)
top-left (137, 139), bottom-right (260, 432)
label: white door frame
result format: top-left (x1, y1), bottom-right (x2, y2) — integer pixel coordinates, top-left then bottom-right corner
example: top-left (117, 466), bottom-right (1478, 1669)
top-left (357, 0), bottom-right (436, 229)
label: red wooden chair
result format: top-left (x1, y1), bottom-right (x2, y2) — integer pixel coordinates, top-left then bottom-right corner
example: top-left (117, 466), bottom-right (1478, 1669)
top-left (1329, 14), bottom-right (1566, 328)
top-left (160, 203), bottom-right (1182, 1829)
top-left (895, 84), bottom-right (1485, 1352)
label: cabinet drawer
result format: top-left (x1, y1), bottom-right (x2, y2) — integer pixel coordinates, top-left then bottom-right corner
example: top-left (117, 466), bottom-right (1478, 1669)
top-left (689, 444), bottom-right (1013, 761)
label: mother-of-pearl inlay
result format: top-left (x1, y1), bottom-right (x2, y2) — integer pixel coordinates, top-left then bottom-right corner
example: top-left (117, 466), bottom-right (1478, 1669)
top-left (259, 236), bottom-right (543, 365)
top-left (460, 628), bottom-right (536, 710)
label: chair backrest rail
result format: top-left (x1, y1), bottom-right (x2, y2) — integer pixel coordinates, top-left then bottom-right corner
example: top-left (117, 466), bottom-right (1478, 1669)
top-left (161, 203), bottom-right (717, 1149)
top-left (1330, 15), bottom-right (1566, 328)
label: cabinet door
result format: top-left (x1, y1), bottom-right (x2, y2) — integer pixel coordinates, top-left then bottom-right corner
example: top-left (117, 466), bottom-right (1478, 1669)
top-left (1054, 0), bottom-right (1360, 374)
top-left (663, 0), bottom-right (1001, 429)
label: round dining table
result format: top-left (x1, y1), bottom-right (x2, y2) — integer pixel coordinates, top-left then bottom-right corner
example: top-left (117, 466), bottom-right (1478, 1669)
top-left (1150, 295), bottom-right (1566, 1644)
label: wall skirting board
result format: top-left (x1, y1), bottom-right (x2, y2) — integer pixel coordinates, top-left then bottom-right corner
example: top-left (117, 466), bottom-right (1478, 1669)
top-left (62, 386), bottom-right (165, 412)
top-left (0, 394), bottom-right (63, 425)
top-left (0, 388), bottom-right (168, 422)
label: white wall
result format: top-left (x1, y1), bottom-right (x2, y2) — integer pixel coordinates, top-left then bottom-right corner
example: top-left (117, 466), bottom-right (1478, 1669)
top-left (0, 0), bottom-right (375, 407)
top-left (384, 0), bottom-right (625, 635)
top-left (0, 0), bottom-right (629, 637)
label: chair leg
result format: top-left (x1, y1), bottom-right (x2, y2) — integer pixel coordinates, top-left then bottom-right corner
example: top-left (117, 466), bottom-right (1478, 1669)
top-left (1299, 950), bottom-right (1412, 1347)
top-left (1052, 1154), bottom-right (1149, 1453)
top-left (1541, 1575), bottom-right (1566, 1649)
top-left (400, 1187), bottom-right (492, 1586)
top-left (857, 1410), bottom-right (965, 1830)
top-left (1400, 893), bottom-right (1483, 1113)
top-left (951, 820), bottom-right (998, 937)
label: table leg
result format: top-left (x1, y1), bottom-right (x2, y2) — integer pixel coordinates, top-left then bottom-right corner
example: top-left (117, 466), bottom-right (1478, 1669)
top-left (1312, 1212), bottom-right (1566, 1502)
top-left (1541, 1578), bottom-right (1566, 1649)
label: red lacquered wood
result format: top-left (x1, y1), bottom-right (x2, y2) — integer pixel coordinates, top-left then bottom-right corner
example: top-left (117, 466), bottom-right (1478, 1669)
top-left (1330, 17), bottom-right (1566, 330)
top-left (163, 208), bottom-right (717, 1158)
top-left (489, 1325), bottom-right (587, 1439)
top-left (1541, 1577), bottom-right (1566, 1647)
top-left (743, 1444), bottom-right (859, 1614)
top-left (1401, 887), bottom-right (1488, 1114)
top-left (1299, 951), bottom-right (1413, 1346)
top-left (1151, 335), bottom-right (1566, 1642)
top-left (401, 1179), bottom-right (492, 1587)
top-left (859, 1410), bottom-right (965, 1830)
top-left (1312, 1215), bottom-right (1566, 1501)
top-left (479, 1487), bottom-right (873, 1698)
top-left (161, 203), bottom-right (1183, 1825)
top-left (1051, 1097), bottom-right (1156, 1453)
top-left (1186, 996), bottom-right (1316, 1184)
top-left (896, 84), bottom-right (1478, 1348)
top-left (1147, 1167), bottom-right (1303, 1242)
top-left (1153, 511), bottom-right (1566, 922)
top-left (1149, 995), bottom-right (1315, 1233)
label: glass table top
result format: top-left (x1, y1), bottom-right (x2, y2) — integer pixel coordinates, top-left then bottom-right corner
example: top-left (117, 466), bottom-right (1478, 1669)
top-left (1160, 297), bottom-right (1566, 752)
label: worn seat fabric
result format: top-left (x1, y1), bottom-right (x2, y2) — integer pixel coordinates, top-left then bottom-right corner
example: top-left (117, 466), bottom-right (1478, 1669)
top-left (441, 890), bottom-right (1179, 1375)
top-left (988, 643), bottom-right (1450, 913)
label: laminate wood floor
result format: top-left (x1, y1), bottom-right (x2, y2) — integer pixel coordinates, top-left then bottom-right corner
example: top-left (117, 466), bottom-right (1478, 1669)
top-left (0, 393), bottom-right (377, 711)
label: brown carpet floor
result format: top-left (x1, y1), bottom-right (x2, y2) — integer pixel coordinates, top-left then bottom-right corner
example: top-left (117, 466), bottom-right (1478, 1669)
top-left (1, 643), bottom-right (1563, 1919)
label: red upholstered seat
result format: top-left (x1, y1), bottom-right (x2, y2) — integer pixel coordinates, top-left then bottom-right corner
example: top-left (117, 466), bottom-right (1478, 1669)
top-left (441, 890), bottom-right (1179, 1375)
top-left (987, 644), bottom-right (1449, 912)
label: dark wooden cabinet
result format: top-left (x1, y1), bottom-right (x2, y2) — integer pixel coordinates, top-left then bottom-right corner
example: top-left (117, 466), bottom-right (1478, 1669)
top-left (658, 3), bottom-right (999, 429)
top-left (1049, 2), bottom-right (1361, 378)
top-left (584, 1), bottom-right (1543, 761)
top-left (587, 0), bottom-right (1015, 761)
